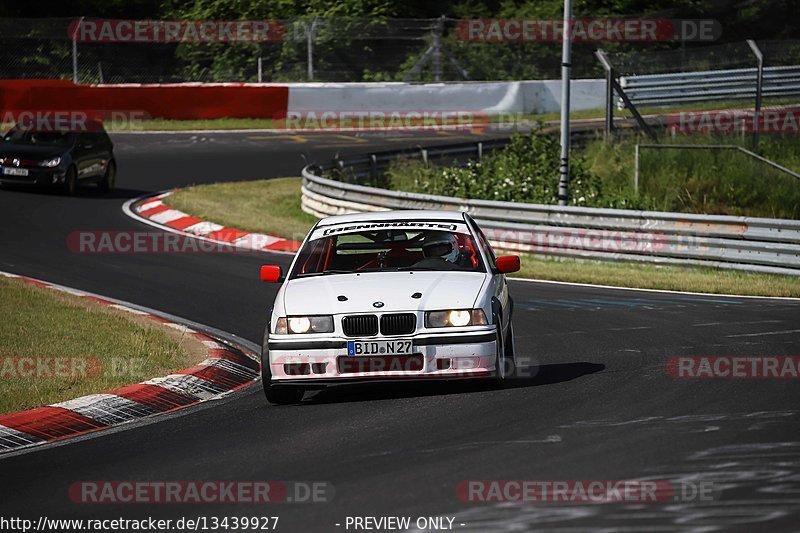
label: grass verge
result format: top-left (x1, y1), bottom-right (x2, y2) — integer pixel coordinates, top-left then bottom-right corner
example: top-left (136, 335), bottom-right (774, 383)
top-left (163, 177), bottom-right (800, 297)
top-left (0, 276), bottom-right (202, 415)
top-left (108, 118), bottom-right (278, 131)
top-left (166, 177), bottom-right (318, 242)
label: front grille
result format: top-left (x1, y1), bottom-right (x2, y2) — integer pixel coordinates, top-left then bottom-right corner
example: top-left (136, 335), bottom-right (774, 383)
top-left (342, 314), bottom-right (378, 337)
top-left (380, 313), bottom-right (416, 335)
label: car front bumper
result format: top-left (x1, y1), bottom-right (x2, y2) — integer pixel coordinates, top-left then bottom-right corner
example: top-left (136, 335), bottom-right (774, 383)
top-left (267, 330), bottom-right (497, 385)
top-left (0, 167), bottom-right (66, 186)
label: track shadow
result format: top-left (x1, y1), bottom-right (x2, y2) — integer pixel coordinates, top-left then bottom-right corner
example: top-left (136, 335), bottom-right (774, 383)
top-left (302, 361), bottom-right (605, 405)
top-left (0, 183), bottom-right (150, 199)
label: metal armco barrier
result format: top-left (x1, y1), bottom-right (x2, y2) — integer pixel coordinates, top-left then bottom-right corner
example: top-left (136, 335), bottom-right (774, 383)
top-left (301, 164), bottom-right (800, 276)
top-left (619, 65), bottom-right (800, 107)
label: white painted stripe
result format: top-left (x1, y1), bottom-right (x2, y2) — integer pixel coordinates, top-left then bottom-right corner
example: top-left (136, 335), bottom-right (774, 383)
top-left (0, 272), bottom-right (20, 279)
top-left (52, 394), bottom-right (156, 425)
top-left (109, 304), bottom-right (150, 315)
top-left (0, 425), bottom-right (44, 449)
top-left (182, 221), bottom-right (224, 236)
top-left (726, 329), bottom-right (800, 338)
top-left (137, 199), bottom-right (163, 212)
top-left (509, 277), bottom-right (800, 301)
top-left (149, 209), bottom-right (189, 224)
top-left (165, 322), bottom-right (197, 333)
top-left (143, 374), bottom-right (226, 400)
top-left (47, 285), bottom-right (87, 297)
top-left (203, 340), bottom-right (227, 350)
top-left (232, 233), bottom-right (280, 249)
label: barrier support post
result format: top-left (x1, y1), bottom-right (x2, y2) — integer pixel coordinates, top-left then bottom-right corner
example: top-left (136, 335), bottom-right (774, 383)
top-left (595, 49), bottom-right (614, 139)
top-left (558, 0), bottom-right (573, 206)
top-left (72, 17), bottom-right (84, 84)
top-left (747, 39), bottom-right (764, 153)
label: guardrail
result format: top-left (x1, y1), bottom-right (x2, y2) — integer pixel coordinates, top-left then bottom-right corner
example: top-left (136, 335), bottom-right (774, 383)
top-left (301, 152), bottom-right (800, 276)
top-left (619, 65), bottom-right (800, 107)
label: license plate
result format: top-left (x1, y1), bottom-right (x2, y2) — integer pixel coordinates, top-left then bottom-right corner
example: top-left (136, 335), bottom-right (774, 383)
top-left (347, 340), bottom-right (413, 356)
top-left (2, 167), bottom-right (28, 176)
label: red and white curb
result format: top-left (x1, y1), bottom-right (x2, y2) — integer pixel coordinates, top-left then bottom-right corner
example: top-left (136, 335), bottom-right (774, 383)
top-left (0, 272), bottom-right (260, 454)
top-left (123, 191), bottom-right (302, 253)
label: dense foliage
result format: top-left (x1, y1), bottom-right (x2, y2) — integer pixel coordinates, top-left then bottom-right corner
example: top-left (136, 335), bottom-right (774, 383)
top-left (384, 131), bottom-right (800, 218)
top-left (386, 130), bottom-right (646, 209)
top-left (3, 1), bottom-right (798, 82)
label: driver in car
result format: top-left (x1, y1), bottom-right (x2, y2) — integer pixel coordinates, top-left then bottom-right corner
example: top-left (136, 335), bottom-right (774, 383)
top-left (412, 231), bottom-right (463, 269)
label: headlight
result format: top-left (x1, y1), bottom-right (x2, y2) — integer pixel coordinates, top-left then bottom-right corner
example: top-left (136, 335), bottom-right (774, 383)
top-left (275, 316), bottom-right (334, 334)
top-left (38, 157), bottom-right (61, 168)
top-left (425, 309), bottom-right (488, 328)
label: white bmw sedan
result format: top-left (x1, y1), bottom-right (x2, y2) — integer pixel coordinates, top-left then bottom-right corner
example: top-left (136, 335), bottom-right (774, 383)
top-left (259, 210), bottom-right (520, 404)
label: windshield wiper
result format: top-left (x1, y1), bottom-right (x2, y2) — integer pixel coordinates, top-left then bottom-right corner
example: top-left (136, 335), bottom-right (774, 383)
top-left (395, 266), bottom-right (446, 271)
top-left (296, 269), bottom-right (353, 278)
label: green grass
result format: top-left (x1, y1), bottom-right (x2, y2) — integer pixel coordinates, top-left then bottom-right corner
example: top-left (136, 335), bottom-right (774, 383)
top-left (107, 117), bottom-right (279, 132)
top-left (0, 276), bottom-right (191, 414)
top-left (585, 134), bottom-right (800, 218)
top-left (163, 177), bottom-right (800, 297)
top-left (165, 177), bottom-right (318, 242)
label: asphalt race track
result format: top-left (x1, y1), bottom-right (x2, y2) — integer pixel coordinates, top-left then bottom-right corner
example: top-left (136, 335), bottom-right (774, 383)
top-left (1, 130), bottom-right (799, 532)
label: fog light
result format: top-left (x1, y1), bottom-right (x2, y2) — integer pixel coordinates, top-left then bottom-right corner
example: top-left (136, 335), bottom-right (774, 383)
top-left (284, 363), bottom-right (311, 375)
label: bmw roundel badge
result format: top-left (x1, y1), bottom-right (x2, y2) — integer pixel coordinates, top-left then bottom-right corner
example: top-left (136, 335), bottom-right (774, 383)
top-left (373, 301), bottom-right (385, 308)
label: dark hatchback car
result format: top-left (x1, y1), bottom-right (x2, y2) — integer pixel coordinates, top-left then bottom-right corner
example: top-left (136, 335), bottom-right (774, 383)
top-left (0, 122), bottom-right (116, 195)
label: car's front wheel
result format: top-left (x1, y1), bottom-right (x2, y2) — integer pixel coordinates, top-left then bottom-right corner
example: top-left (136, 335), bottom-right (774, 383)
top-left (492, 316), bottom-right (506, 385)
top-left (98, 160), bottom-right (116, 192)
top-left (504, 320), bottom-right (517, 378)
top-left (63, 166), bottom-right (77, 196)
top-left (261, 325), bottom-right (304, 405)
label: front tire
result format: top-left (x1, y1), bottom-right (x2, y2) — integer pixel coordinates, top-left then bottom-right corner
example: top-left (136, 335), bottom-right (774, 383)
top-left (63, 166), bottom-right (77, 196)
top-left (261, 324), bottom-right (304, 405)
top-left (492, 317), bottom-right (506, 385)
top-left (504, 321), bottom-right (517, 379)
top-left (98, 160), bottom-right (116, 192)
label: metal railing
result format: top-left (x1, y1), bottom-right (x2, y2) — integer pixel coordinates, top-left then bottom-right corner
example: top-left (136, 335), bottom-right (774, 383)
top-left (301, 141), bottom-right (800, 276)
top-left (331, 138), bottom-right (511, 183)
top-left (619, 65), bottom-right (800, 107)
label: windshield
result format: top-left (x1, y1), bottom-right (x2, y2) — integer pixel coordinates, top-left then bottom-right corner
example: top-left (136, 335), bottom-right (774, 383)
top-left (291, 227), bottom-right (485, 278)
top-left (1, 129), bottom-right (75, 147)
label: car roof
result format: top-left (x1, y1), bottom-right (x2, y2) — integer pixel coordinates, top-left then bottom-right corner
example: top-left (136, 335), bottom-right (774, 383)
top-left (316, 210), bottom-right (467, 227)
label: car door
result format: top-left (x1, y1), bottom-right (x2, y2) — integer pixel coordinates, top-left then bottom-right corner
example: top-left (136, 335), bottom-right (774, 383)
top-left (78, 130), bottom-right (111, 178)
top-left (72, 132), bottom-right (97, 179)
